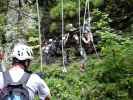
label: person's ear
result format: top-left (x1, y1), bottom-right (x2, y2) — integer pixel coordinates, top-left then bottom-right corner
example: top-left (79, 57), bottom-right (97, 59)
top-left (25, 60), bottom-right (31, 67)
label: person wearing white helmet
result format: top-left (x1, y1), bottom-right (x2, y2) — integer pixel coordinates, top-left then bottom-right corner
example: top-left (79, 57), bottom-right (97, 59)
top-left (48, 39), bottom-right (53, 43)
top-left (0, 43), bottom-right (51, 100)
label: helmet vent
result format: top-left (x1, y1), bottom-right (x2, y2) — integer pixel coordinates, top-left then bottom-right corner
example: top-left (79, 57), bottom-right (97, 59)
top-left (27, 51), bottom-right (30, 56)
top-left (18, 51), bottom-right (20, 56)
top-left (21, 52), bottom-right (23, 56)
top-left (12, 44), bottom-right (33, 60)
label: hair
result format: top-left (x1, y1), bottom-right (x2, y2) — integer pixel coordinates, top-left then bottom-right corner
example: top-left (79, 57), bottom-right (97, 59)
top-left (12, 58), bottom-right (31, 70)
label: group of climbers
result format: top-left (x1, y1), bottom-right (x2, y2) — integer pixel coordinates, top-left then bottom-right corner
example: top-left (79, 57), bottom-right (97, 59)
top-left (42, 23), bottom-right (95, 72)
top-left (0, 22), bottom-right (95, 99)
top-left (0, 43), bottom-right (51, 100)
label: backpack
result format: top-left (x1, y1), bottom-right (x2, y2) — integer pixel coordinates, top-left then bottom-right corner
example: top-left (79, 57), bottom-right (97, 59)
top-left (0, 71), bottom-right (31, 100)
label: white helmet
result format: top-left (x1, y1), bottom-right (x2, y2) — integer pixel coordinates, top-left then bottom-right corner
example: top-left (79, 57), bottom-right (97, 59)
top-left (12, 44), bottom-right (33, 60)
top-left (49, 39), bottom-right (53, 42)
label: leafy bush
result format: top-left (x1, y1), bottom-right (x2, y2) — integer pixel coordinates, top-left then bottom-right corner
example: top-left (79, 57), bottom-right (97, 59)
top-left (50, 1), bottom-right (77, 19)
top-left (32, 8), bottom-right (133, 100)
top-left (32, 30), bottom-right (133, 100)
top-left (0, 14), bottom-right (6, 47)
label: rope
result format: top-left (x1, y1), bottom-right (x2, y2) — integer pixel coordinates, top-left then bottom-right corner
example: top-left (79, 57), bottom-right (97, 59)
top-left (83, 0), bottom-right (100, 58)
top-left (87, 0), bottom-right (100, 58)
top-left (78, 0), bottom-right (82, 49)
top-left (61, 0), bottom-right (67, 72)
top-left (36, 0), bottom-right (43, 71)
top-left (87, 0), bottom-right (91, 29)
top-left (83, 0), bottom-right (89, 33)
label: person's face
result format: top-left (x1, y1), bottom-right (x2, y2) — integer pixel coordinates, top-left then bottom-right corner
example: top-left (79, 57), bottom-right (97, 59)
top-left (84, 33), bottom-right (88, 36)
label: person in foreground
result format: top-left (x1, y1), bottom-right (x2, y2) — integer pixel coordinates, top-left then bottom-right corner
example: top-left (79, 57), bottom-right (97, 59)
top-left (0, 43), bottom-right (51, 100)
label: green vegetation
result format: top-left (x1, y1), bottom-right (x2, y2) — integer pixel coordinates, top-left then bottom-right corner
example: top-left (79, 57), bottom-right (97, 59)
top-left (38, 30), bottom-right (132, 100)
top-left (0, 0), bottom-right (133, 100)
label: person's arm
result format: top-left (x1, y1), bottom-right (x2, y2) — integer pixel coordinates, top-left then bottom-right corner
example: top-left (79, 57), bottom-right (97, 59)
top-left (37, 76), bottom-right (51, 100)
top-left (82, 36), bottom-right (89, 43)
top-left (42, 46), bottom-right (45, 50)
top-left (88, 32), bottom-right (93, 42)
top-left (65, 33), bottom-right (69, 44)
top-left (63, 33), bottom-right (69, 45)
top-left (66, 33), bottom-right (69, 41)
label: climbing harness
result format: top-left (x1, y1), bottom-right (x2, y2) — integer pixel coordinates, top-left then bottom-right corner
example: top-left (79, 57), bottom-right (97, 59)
top-left (61, 0), bottom-right (67, 72)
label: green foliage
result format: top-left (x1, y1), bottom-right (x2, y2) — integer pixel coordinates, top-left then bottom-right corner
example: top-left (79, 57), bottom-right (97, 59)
top-left (50, 22), bottom-right (58, 33)
top-left (31, 3), bottom-right (133, 100)
top-left (0, 0), bottom-right (133, 100)
top-left (86, 34), bottom-right (133, 100)
top-left (92, 0), bottom-right (104, 7)
top-left (0, 14), bottom-right (6, 47)
top-left (50, 0), bottom-right (77, 19)
top-left (27, 28), bottom-right (40, 55)
top-left (0, 0), bottom-right (8, 13)
top-left (91, 9), bottom-right (111, 32)
top-left (0, 14), bottom-right (5, 25)
top-left (36, 32), bottom-right (133, 100)
top-left (43, 64), bottom-right (86, 100)
top-left (104, 0), bottom-right (133, 30)
top-left (31, 33), bottom-right (133, 100)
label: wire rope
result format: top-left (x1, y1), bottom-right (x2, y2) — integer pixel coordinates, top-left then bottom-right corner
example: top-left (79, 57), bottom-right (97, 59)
top-left (36, 0), bottom-right (43, 71)
top-left (87, 0), bottom-right (100, 58)
top-left (78, 0), bottom-right (82, 49)
top-left (61, 0), bottom-right (67, 72)
top-left (83, 0), bottom-right (89, 33)
top-left (83, 0), bottom-right (100, 58)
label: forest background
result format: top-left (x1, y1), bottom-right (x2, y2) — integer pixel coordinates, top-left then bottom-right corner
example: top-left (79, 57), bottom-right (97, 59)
top-left (0, 0), bottom-right (133, 100)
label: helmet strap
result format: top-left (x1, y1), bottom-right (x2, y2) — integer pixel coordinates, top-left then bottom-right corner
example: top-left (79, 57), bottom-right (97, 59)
top-left (12, 58), bottom-right (31, 70)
